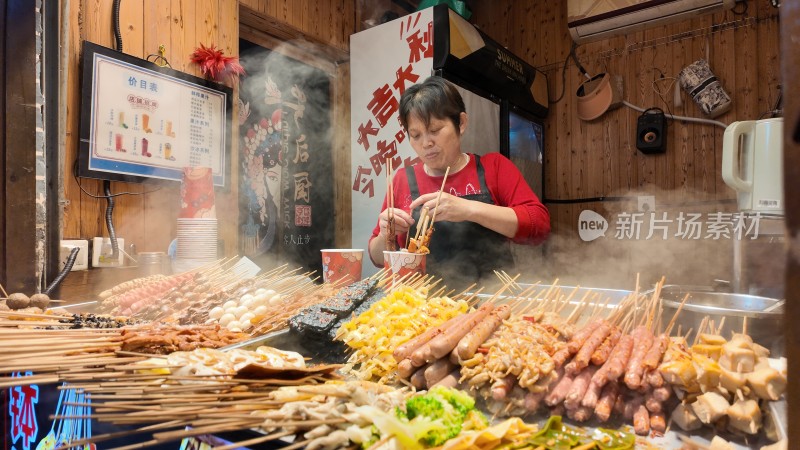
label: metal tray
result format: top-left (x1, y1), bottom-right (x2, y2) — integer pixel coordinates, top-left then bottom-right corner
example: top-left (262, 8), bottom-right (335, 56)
top-left (657, 285), bottom-right (784, 357)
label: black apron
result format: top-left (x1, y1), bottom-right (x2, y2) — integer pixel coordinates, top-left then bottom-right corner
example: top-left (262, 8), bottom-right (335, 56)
top-left (406, 154), bottom-right (515, 288)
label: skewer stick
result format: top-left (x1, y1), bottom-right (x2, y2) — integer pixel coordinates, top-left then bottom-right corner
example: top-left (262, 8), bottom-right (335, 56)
top-left (213, 430), bottom-right (295, 450)
top-left (665, 293), bottom-right (690, 335)
top-left (415, 207), bottom-right (429, 241)
top-left (0, 282), bottom-right (8, 298)
top-left (429, 166), bottom-right (451, 225)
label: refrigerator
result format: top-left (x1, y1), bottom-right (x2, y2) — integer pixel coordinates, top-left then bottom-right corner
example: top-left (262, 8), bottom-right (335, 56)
top-left (350, 5), bottom-right (548, 274)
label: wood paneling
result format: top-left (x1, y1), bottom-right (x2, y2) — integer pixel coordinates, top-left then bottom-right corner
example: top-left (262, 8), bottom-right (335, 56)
top-left (241, 0), bottom-right (355, 52)
top-left (64, 0), bottom-right (239, 257)
top-left (472, 0), bottom-right (781, 288)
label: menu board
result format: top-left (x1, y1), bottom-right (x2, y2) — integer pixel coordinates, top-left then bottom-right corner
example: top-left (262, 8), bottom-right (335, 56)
top-left (78, 41), bottom-right (232, 187)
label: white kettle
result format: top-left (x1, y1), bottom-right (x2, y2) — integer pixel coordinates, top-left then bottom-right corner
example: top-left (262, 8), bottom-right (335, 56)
top-left (722, 118), bottom-right (783, 214)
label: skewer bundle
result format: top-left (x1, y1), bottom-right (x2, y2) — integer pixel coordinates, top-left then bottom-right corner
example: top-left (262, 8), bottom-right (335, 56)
top-left (385, 162), bottom-right (397, 251)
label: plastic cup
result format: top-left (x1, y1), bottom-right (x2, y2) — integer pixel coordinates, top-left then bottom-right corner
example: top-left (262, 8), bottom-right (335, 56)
top-left (321, 249), bottom-right (364, 284)
top-left (383, 250), bottom-right (427, 280)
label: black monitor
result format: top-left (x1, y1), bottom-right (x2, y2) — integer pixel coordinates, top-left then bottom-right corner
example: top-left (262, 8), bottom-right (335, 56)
top-left (78, 41), bottom-right (232, 187)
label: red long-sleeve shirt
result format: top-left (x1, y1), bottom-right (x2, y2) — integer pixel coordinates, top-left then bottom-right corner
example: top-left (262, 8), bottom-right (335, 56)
top-left (370, 152), bottom-right (550, 249)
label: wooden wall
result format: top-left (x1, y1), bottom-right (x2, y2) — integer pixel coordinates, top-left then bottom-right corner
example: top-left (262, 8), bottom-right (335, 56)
top-left (471, 1), bottom-right (781, 289)
top-left (63, 0), bottom-right (240, 256)
top-left (63, 0), bottom-right (357, 265)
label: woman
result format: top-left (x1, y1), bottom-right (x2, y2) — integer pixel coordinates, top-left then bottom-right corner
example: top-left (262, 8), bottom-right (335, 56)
top-left (368, 76), bottom-right (550, 285)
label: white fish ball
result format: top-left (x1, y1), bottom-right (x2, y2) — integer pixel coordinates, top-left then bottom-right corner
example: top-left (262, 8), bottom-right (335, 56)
top-left (208, 307), bottom-right (225, 320)
top-left (218, 313), bottom-right (236, 327)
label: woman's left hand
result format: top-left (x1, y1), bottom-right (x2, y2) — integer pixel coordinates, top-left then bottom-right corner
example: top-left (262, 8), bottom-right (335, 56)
top-left (409, 192), bottom-right (473, 223)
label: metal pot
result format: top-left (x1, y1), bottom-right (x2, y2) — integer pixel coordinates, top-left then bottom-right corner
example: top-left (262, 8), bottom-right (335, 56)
top-left (658, 285), bottom-right (784, 357)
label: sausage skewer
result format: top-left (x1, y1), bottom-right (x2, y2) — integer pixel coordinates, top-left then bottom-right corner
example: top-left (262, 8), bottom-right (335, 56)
top-left (456, 303), bottom-right (511, 360)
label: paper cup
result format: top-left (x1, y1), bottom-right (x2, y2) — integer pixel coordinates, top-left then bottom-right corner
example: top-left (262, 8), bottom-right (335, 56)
top-left (321, 249), bottom-right (364, 284)
top-left (384, 250), bottom-right (427, 280)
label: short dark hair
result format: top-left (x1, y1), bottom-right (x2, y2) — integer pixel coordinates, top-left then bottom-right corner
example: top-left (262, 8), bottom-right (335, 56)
top-left (398, 76), bottom-right (465, 131)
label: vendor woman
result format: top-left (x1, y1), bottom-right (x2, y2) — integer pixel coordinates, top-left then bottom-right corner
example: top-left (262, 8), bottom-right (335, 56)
top-left (368, 76), bottom-right (550, 285)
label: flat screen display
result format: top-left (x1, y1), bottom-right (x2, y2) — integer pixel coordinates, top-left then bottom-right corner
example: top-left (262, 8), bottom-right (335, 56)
top-left (78, 41), bottom-right (232, 187)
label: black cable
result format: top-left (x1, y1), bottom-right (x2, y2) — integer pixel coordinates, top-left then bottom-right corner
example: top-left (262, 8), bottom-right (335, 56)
top-left (570, 42), bottom-right (590, 78)
top-left (112, 0), bottom-right (123, 52)
top-left (548, 51), bottom-right (571, 104)
top-left (44, 247), bottom-right (80, 296)
top-left (104, 180), bottom-right (120, 259)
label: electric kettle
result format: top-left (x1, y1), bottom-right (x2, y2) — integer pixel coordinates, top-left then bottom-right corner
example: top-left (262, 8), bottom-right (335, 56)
top-left (722, 118), bottom-right (783, 214)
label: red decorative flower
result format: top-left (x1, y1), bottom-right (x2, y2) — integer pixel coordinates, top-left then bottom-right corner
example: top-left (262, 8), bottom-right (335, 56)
top-left (189, 43), bottom-right (245, 85)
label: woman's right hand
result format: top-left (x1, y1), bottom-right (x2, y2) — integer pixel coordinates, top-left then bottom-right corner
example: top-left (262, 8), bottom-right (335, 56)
top-left (378, 208), bottom-right (415, 237)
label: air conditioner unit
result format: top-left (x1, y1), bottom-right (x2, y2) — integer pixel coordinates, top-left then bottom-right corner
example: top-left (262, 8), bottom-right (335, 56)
top-left (568, 0), bottom-right (735, 44)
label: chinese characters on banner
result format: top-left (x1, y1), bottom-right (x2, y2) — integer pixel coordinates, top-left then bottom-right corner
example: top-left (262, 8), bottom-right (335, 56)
top-left (8, 372), bottom-right (39, 450)
top-left (350, 10), bottom-right (435, 268)
top-left (238, 40), bottom-right (333, 272)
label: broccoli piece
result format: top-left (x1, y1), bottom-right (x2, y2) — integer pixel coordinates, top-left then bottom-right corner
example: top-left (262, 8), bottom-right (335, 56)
top-left (400, 387), bottom-right (479, 447)
top-left (429, 385), bottom-right (475, 415)
top-left (360, 425), bottom-right (380, 449)
top-left (404, 394), bottom-right (446, 420)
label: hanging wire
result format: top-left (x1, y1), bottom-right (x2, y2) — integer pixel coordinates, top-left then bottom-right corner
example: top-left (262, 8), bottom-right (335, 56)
top-left (146, 44), bottom-right (172, 68)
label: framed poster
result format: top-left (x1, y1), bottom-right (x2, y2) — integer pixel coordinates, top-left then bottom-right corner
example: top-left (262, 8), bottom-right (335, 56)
top-left (78, 41), bottom-right (232, 187)
top-left (237, 39), bottom-right (334, 272)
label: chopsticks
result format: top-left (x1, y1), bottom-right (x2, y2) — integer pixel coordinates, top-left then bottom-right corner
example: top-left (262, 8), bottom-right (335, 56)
top-left (386, 162), bottom-right (397, 251)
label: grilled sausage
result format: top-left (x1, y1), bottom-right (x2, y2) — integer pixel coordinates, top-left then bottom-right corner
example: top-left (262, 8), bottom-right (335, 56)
top-left (564, 366), bottom-right (597, 410)
top-left (633, 402), bottom-right (651, 436)
top-left (432, 369), bottom-right (461, 389)
top-left (624, 326), bottom-right (654, 389)
top-left (393, 313), bottom-right (463, 362)
top-left (649, 411), bottom-right (667, 434)
top-left (545, 369), bottom-right (574, 407)
top-left (491, 376), bottom-right (516, 401)
top-left (642, 333), bottom-right (670, 370)
top-left (411, 364), bottom-right (430, 390)
top-left (410, 310), bottom-right (477, 366)
top-left (581, 380), bottom-right (604, 409)
top-left (652, 386), bottom-right (671, 403)
top-left (594, 381), bottom-right (619, 422)
top-left (456, 304), bottom-right (511, 360)
top-left (567, 405), bottom-right (594, 422)
top-left (646, 369), bottom-right (665, 388)
top-left (524, 390), bottom-right (546, 413)
top-left (427, 303), bottom-right (495, 361)
top-left (397, 358), bottom-right (416, 379)
top-left (552, 347), bottom-right (572, 369)
top-left (424, 358), bottom-right (458, 388)
top-left (567, 321), bottom-right (611, 375)
top-left (645, 392), bottom-right (663, 413)
top-left (604, 334), bottom-right (635, 383)
top-left (591, 326), bottom-right (622, 366)
top-left (567, 319), bottom-right (603, 354)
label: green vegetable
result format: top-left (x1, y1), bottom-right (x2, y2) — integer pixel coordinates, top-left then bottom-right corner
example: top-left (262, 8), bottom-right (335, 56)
top-left (592, 428), bottom-right (635, 450)
top-left (392, 386), bottom-right (482, 447)
top-left (527, 416), bottom-right (584, 450)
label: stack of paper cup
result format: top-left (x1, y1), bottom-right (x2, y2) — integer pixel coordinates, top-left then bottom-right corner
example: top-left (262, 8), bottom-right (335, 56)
top-left (173, 218), bottom-right (218, 272)
top-left (173, 167), bottom-right (218, 273)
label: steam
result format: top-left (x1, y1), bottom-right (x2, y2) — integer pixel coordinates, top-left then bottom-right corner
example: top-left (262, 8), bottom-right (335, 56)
top-left (511, 185), bottom-right (759, 292)
top-left (237, 39), bottom-right (336, 273)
